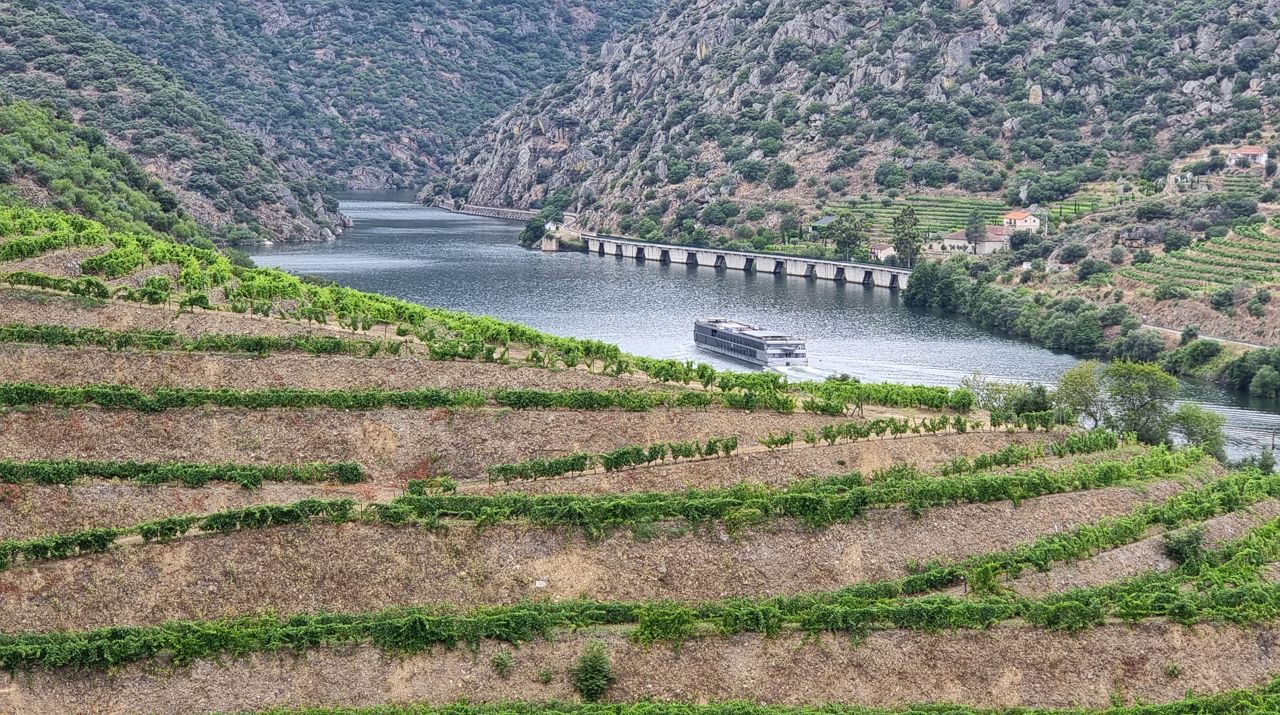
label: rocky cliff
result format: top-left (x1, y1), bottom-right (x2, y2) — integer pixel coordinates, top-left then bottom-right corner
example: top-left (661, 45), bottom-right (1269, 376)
top-left (443, 0), bottom-right (1279, 240)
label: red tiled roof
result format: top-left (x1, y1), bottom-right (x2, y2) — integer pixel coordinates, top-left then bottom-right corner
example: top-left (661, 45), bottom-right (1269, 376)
top-left (870, 242), bottom-right (893, 250)
top-left (1004, 210), bottom-right (1033, 220)
top-left (1234, 145), bottom-right (1267, 154)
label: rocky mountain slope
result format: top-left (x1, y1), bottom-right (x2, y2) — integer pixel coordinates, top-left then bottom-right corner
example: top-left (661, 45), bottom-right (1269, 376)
top-left (442, 0), bottom-right (1279, 241)
top-left (0, 0), bottom-right (346, 243)
top-left (54, 0), bottom-right (662, 189)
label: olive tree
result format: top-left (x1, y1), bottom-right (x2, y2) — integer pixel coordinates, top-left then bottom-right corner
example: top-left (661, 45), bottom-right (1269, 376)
top-left (1100, 361), bottom-right (1179, 444)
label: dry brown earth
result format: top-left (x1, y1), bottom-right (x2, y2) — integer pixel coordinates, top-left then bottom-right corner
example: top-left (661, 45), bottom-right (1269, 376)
top-left (0, 287), bottom-right (388, 341)
top-left (1006, 499), bottom-right (1280, 597)
top-left (5, 624), bottom-right (1278, 714)
top-left (0, 406), bottom-right (955, 484)
top-left (0, 432), bottom-right (1053, 538)
top-left (0, 478), bottom-right (1193, 632)
top-left (0, 343), bottom-right (651, 392)
top-left (463, 431), bottom-right (1057, 495)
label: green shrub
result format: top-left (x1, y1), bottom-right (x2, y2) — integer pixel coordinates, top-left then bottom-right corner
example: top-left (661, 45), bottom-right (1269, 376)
top-left (1163, 527), bottom-right (1205, 564)
top-left (490, 650), bottom-right (515, 679)
top-left (570, 641), bottom-right (614, 702)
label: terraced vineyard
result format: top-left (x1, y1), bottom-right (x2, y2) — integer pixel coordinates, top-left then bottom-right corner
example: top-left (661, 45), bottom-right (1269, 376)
top-left (1121, 223), bottom-right (1280, 292)
top-left (5, 200), bottom-right (1280, 715)
top-left (1221, 172), bottom-right (1265, 196)
top-left (828, 195), bottom-right (1008, 241)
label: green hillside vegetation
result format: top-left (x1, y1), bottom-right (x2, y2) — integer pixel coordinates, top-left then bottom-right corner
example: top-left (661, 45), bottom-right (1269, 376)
top-left (0, 101), bottom-right (207, 243)
top-left (0, 0), bottom-right (341, 242)
top-left (53, 0), bottom-right (662, 188)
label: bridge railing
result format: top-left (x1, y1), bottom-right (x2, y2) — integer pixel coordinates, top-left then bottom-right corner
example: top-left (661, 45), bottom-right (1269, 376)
top-left (582, 233), bottom-right (911, 275)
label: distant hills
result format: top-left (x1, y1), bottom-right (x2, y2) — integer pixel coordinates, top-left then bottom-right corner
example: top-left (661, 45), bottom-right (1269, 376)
top-left (53, 0), bottom-right (662, 190)
top-left (439, 0), bottom-right (1278, 242)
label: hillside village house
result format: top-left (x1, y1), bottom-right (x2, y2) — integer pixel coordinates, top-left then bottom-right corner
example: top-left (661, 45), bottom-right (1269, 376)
top-left (870, 242), bottom-right (896, 261)
top-left (933, 225), bottom-right (1012, 255)
top-left (1228, 145), bottom-right (1270, 168)
top-left (1003, 210), bottom-right (1042, 233)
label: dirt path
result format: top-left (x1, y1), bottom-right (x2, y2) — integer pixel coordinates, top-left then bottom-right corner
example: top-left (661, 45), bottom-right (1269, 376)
top-left (1141, 323), bottom-right (1272, 350)
top-left (460, 431), bottom-right (1060, 496)
top-left (1004, 499), bottom-right (1280, 597)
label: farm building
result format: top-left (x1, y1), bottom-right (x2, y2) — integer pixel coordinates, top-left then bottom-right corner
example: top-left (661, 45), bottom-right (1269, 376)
top-left (1228, 145), bottom-right (1269, 167)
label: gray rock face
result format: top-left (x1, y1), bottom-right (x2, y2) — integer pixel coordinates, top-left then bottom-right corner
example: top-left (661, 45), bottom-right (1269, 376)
top-left (442, 0), bottom-right (1278, 235)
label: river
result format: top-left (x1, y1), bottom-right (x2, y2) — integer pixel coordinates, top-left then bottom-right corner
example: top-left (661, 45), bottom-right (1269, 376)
top-left (247, 192), bottom-right (1280, 459)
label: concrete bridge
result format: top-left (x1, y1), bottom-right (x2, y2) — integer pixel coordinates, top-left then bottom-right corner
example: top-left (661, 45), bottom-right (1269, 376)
top-left (571, 234), bottom-right (911, 290)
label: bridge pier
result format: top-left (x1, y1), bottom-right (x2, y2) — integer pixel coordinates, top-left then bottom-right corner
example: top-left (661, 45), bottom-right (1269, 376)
top-left (723, 255), bottom-right (749, 271)
top-left (694, 251), bottom-right (724, 268)
top-left (814, 263), bottom-right (844, 281)
top-left (666, 248), bottom-right (692, 265)
top-left (621, 244), bottom-right (639, 259)
top-left (784, 259), bottom-right (814, 278)
top-left (752, 257), bottom-right (783, 273)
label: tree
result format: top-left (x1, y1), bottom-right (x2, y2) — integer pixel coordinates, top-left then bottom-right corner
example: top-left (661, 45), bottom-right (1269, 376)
top-left (964, 209), bottom-right (986, 253)
top-left (1251, 365), bottom-right (1280, 398)
top-left (1101, 361), bottom-right (1179, 444)
top-left (1055, 361), bottom-right (1103, 427)
top-left (1058, 243), bottom-right (1088, 263)
top-left (768, 163), bottom-right (798, 189)
top-left (891, 205), bottom-right (923, 267)
top-left (1167, 403), bottom-right (1227, 462)
top-left (829, 215), bottom-right (868, 260)
top-left (1110, 328), bottom-right (1166, 363)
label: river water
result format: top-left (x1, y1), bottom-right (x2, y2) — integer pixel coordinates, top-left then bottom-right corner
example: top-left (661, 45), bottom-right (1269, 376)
top-left (248, 192), bottom-right (1280, 459)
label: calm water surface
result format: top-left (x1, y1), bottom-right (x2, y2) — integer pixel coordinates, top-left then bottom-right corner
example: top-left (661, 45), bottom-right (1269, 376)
top-left (248, 192), bottom-right (1280, 458)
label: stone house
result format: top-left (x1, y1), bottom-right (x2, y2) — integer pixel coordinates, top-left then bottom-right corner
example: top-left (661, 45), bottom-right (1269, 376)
top-left (930, 226), bottom-right (1012, 255)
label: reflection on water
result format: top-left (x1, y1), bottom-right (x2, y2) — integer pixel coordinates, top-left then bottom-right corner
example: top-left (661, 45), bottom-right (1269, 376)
top-left (249, 192), bottom-right (1280, 459)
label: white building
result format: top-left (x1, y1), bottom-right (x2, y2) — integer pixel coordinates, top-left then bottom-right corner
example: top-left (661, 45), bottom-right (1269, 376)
top-left (870, 242), bottom-right (896, 261)
top-left (1228, 145), bottom-right (1269, 168)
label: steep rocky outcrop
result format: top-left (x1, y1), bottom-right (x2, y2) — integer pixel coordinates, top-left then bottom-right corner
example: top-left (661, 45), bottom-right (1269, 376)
top-left (443, 0), bottom-right (1279, 240)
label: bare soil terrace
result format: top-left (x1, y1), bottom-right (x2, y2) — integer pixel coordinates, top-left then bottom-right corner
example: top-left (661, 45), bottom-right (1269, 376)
top-left (1, 432), bottom-right (1054, 538)
top-left (0, 478), bottom-right (1194, 632)
top-left (0, 342), bottom-right (652, 393)
top-left (5, 623), bottom-right (1278, 714)
top-left (0, 405), bottom-right (961, 485)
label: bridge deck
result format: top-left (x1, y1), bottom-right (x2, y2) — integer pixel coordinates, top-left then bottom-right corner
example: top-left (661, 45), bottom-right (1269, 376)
top-left (578, 234), bottom-right (911, 289)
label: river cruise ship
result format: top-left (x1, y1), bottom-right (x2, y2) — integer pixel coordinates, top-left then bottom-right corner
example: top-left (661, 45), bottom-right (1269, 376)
top-left (693, 318), bottom-right (808, 368)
